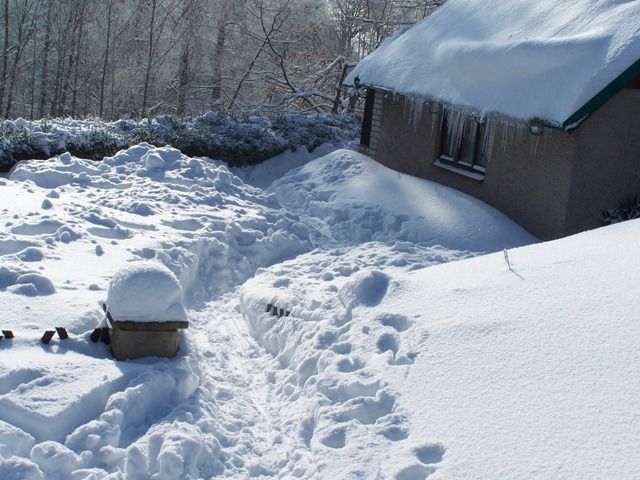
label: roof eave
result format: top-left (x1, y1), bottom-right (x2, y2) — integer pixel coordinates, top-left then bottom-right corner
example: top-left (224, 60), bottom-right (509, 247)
top-left (356, 83), bottom-right (563, 129)
top-left (561, 57), bottom-right (640, 132)
top-left (353, 56), bottom-right (640, 134)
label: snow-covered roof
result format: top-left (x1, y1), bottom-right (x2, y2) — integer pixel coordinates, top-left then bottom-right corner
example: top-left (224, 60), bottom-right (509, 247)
top-left (346, 0), bottom-right (640, 128)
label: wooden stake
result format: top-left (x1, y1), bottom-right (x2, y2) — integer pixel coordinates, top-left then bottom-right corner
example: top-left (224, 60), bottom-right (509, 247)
top-left (56, 327), bottom-right (69, 339)
top-left (100, 327), bottom-right (110, 345)
top-left (41, 330), bottom-right (55, 344)
top-left (90, 328), bottom-right (101, 343)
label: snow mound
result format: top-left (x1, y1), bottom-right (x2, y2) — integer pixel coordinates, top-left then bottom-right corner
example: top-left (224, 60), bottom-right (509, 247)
top-left (0, 456), bottom-right (44, 480)
top-left (141, 146), bottom-right (182, 171)
top-left (346, 0), bottom-right (640, 124)
top-left (16, 247), bottom-right (44, 262)
top-left (107, 261), bottom-right (187, 322)
top-left (0, 267), bottom-right (55, 296)
top-left (338, 269), bottom-right (389, 310)
top-left (30, 442), bottom-right (81, 476)
top-left (0, 421), bottom-right (35, 459)
top-left (272, 149), bottom-right (536, 252)
top-left (9, 274), bottom-right (55, 297)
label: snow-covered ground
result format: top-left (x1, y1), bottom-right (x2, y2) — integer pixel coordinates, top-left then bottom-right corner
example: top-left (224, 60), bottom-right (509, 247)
top-left (1, 144), bottom-right (637, 479)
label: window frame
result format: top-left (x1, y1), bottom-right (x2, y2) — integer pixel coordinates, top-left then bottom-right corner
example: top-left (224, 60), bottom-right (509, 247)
top-left (437, 113), bottom-right (488, 176)
top-left (360, 89), bottom-right (375, 147)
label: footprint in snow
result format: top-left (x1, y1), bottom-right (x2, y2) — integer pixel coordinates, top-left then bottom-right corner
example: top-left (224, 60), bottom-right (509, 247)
top-left (11, 219), bottom-right (63, 236)
top-left (394, 443), bottom-right (446, 480)
top-left (395, 464), bottom-right (436, 480)
top-left (333, 390), bottom-right (395, 425)
top-left (376, 313), bottom-right (411, 332)
top-left (319, 427), bottom-right (346, 449)
top-left (336, 357), bottom-right (364, 373)
top-left (378, 425), bottom-right (409, 441)
top-left (377, 331), bottom-right (400, 356)
top-left (413, 443), bottom-right (446, 464)
top-left (331, 342), bottom-right (352, 355)
top-left (376, 316), bottom-right (419, 365)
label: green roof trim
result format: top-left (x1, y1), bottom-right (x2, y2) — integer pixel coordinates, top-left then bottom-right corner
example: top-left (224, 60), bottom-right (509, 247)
top-left (561, 57), bottom-right (640, 132)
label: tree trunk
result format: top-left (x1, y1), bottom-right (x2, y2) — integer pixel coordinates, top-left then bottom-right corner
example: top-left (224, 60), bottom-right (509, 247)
top-left (176, 40), bottom-right (190, 116)
top-left (332, 60), bottom-right (350, 114)
top-left (60, 4), bottom-right (81, 116)
top-left (4, 0), bottom-right (35, 118)
top-left (70, 0), bottom-right (87, 117)
top-left (0, 0), bottom-right (10, 113)
top-left (99, 0), bottom-right (113, 118)
top-left (50, 10), bottom-right (77, 117)
top-left (211, 0), bottom-right (228, 111)
top-left (141, 0), bottom-right (157, 118)
top-left (29, 11), bottom-right (38, 119)
top-left (38, 0), bottom-right (53, 118)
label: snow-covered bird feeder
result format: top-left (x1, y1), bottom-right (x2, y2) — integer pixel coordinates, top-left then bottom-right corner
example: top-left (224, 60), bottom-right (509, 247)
top-left (105, 261), bottom-right (189, 360)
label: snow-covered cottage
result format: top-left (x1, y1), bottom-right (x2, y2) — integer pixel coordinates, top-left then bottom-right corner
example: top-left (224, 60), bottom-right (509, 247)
top-left (346, 0), bottom-right (640, 240)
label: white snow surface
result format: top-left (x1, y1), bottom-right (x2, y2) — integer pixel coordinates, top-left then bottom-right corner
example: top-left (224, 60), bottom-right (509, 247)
top-left (270, 149), bottom-right (534, 251)
top-left (346, 0), bottom-right (640, 124)
top-left (106, 261), bottom-right (187, 322)
top-left (0, 143), bottom-right (637, 479)
top-left (239, 219), bottom-right (640, 479)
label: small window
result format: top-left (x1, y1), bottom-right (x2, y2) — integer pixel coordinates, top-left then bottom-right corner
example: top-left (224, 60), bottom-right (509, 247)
top-left (360, 89), bottom-right (375, 147)
top-left (438, 113), bottom-right (488, 175)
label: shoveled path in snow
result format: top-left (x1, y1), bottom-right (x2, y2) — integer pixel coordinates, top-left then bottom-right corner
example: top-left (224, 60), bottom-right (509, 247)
top-left (186, 294), bottom-right (318, 478)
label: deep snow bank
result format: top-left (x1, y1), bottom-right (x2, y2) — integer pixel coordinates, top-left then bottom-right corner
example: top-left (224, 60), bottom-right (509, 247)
top-left (239, 218), bottom-right (640, 479)
top-left (270, 149), bottom-right (536, 251)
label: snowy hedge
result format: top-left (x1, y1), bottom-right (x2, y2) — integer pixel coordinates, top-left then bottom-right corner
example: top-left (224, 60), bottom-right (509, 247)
top-left (0, 112), bottom-right (360, 171)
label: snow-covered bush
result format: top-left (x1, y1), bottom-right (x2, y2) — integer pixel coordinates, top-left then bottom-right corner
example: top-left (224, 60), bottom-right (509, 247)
top-left (65, 128), bottom-right (125, 160)
top-left (0, 112), bottom-right (360, 171)
top-left (270, 113), bottom-right (361, 152)
top-left (601, 194), bottom-right (640, 225)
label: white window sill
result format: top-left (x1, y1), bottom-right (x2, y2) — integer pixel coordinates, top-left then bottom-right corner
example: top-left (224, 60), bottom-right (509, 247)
top-left (433, 159), bottom-right (485, 182)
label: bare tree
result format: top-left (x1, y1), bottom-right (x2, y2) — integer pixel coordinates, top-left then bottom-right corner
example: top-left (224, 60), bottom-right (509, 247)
top-left (99, 0), bottom-right (115, 118)
top-left (211, 0), bottom-right (229, 110)
top-left (37, 0), bottom-right (53, 117)
top-left (0, 0), bottom-right (9, 110)
top-left (141, 0), bottom-right (157, 117)
top-left (4, 0), bottom-right (38, 118)
top-left (0, 0), bottom-right (445, 120)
